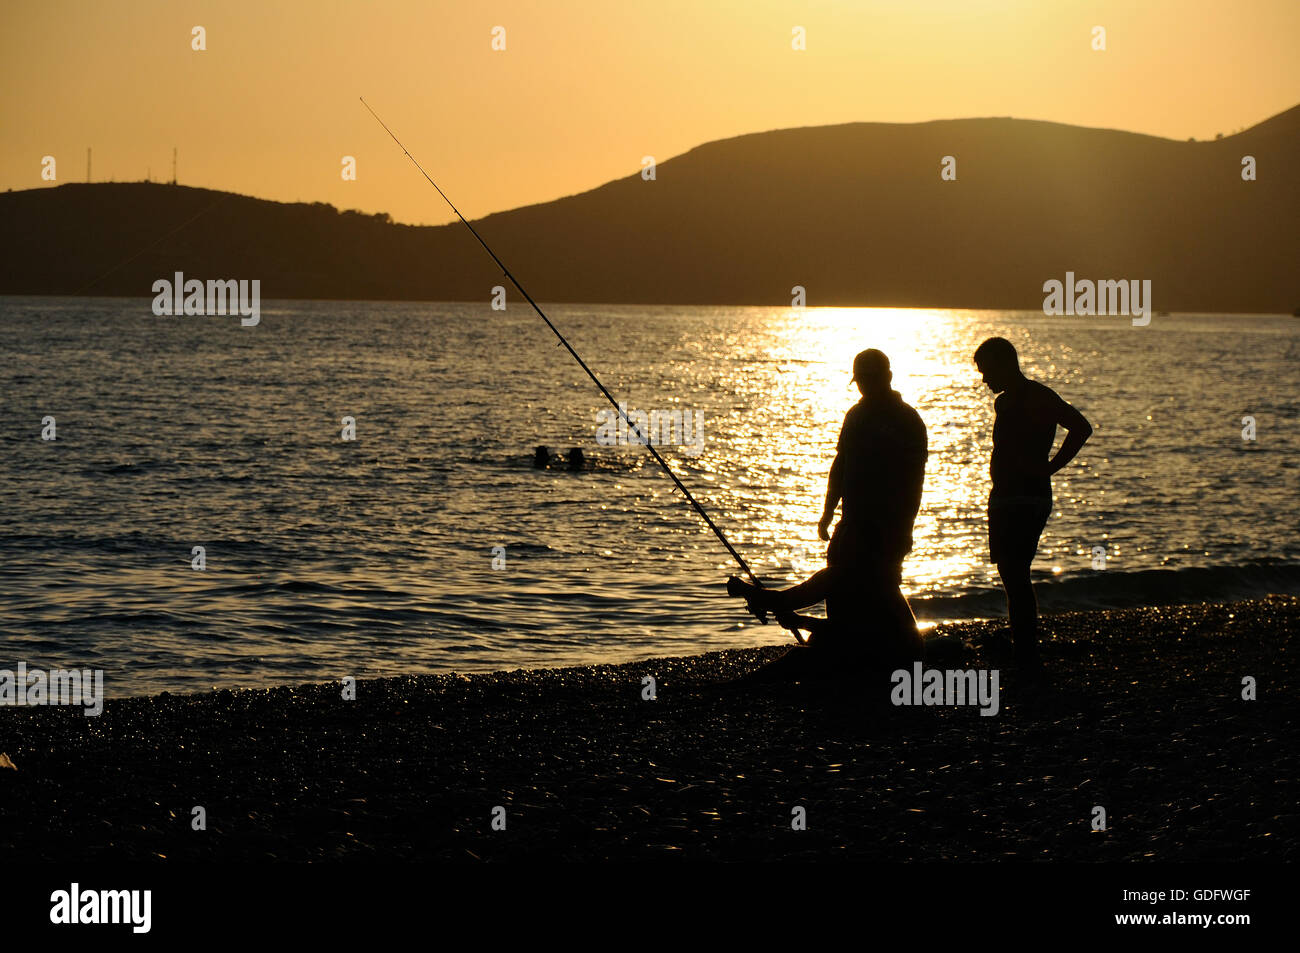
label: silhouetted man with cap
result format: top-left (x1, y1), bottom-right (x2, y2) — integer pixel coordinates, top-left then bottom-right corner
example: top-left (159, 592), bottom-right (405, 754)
top-left (818, 349), bottom-right (928, 577)
top-left (728, 348), bottom-right (927, 674)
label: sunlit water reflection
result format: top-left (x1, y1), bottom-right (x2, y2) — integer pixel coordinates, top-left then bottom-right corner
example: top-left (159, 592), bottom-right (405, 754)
top-left (2, 297), bottom-right (1296, 695)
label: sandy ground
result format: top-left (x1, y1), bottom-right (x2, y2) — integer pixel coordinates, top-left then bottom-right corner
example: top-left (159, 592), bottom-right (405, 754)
top-left (1, 597), bottom-right (1295, 862)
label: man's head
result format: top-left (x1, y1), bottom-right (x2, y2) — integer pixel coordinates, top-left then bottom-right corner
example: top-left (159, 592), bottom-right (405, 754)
top-left (973, 337), bottom-right (1021, 393)
top-left (851, 348), bottom-right (892, 398)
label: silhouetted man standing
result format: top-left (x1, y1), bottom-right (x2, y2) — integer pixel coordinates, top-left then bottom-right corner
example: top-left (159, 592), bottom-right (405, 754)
top-left (819, 349), bottom-right (927, 591)
top-left (729, 348), bottom-right (927, 672)
top-left (974, 337), bottom-right (1092, 674)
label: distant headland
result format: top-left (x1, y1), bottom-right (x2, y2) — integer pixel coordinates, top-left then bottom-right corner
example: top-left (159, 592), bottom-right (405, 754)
top-left (2, 107), bottom-right (1297, 312)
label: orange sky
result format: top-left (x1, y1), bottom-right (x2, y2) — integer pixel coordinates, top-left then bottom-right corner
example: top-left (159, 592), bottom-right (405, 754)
top-left (3, 0), bottom-right (1298, 225)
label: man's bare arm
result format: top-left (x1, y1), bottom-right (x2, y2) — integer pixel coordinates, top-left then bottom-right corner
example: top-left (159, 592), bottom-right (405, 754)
top-left (903, 451), bottom-right (926, 524)
top-left (1048, 401), bottom-right (1093, 476)
top-left (818, 454), bottom-right (843, 540)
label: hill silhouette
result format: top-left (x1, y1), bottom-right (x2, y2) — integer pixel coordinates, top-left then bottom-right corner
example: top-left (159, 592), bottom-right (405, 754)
top-left (2, 107), bottom-right (1298, 311)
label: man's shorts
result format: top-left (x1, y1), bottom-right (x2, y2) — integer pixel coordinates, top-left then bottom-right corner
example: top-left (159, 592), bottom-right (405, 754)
top-left (988, 495), bottom-right (1052, 565)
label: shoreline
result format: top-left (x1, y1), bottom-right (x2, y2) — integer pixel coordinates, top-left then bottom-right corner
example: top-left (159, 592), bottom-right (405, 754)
top-left (13, 573), bottom-right (1300, 705)
top-left (2, 597), bottom-right (1296, 861)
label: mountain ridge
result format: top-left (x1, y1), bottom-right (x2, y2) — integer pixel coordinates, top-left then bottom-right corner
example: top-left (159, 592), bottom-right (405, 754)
top-left (3, 106), bottom-right (1297, 311)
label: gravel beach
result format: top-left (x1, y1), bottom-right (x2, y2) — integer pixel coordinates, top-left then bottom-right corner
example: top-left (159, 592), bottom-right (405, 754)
top-left (2, 597), bottom-right (1295, 862)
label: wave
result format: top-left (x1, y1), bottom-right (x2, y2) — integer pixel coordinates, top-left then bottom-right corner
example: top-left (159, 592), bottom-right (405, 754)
top-left (911, 562), bottom-right (1300, 621)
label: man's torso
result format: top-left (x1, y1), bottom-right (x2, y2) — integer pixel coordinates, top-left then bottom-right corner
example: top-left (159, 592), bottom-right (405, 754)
top-left (835, 392), bottom-right (927, 557)
top-left (991, 378), bottom-right (1062, 500)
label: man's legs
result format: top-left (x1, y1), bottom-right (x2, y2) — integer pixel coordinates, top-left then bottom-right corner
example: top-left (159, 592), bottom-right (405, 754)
top-left (996, 558), bottom-right (1041, 670)
top-left (989, 496), bottom-right (1051, 673)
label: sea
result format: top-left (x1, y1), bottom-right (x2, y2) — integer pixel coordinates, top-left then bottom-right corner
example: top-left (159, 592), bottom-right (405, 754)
top-left (2, 296), bottom-right (1297, 697)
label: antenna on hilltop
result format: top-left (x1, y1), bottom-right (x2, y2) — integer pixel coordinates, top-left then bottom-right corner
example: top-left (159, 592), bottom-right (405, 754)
top-left (172, 147), bottom-right (177, 185)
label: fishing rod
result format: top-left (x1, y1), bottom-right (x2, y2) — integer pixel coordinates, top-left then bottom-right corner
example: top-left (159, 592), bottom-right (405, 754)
top-left (360, 98), bottom-right (799, 636)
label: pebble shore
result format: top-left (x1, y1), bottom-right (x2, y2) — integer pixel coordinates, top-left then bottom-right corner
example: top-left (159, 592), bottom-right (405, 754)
top-left (2, 597), bottom-right (1295, 862)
